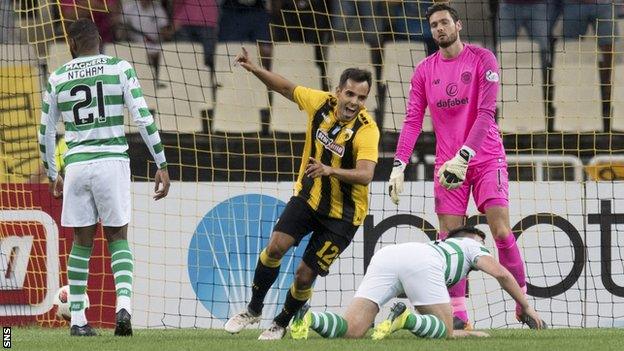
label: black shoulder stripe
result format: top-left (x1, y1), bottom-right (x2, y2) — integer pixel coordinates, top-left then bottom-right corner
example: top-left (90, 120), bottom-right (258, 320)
top-left (301, 99), bottom-right (332, 199)
top-left (358, 113), bottom-right (370, 125)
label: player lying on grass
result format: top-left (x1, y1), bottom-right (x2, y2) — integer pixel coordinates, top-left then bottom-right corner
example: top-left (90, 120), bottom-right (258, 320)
top-left (290, 226), bottom-right (546, 340)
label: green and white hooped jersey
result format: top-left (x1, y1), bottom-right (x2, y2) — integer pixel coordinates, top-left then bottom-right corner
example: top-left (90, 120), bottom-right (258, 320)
top-left (38, 55), bottom-right (166, 180)
top-left (428, 237), bottom-right (492, 287)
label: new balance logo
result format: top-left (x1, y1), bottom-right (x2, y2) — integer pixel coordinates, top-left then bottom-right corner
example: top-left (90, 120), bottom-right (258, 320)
top-left (433, 79), bottom-right (440, 85)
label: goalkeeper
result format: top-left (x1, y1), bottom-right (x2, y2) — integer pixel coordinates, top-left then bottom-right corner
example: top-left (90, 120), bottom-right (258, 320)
top-left (290, 226), bottom-right (545, 340)
top-left (388, 3), bottom-right (534, 330)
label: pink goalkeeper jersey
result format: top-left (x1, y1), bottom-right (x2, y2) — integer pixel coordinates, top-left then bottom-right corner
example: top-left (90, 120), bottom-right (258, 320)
top-left (395, 44), bottom-right (505, 166)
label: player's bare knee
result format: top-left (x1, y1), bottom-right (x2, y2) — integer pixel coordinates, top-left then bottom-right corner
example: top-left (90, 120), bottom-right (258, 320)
top-left (73, 235), bottom-right (94, 247)
top-left (488, 222), bottom-right (511, 240)
top-left (103, 225), bottom-right (128, 242)
top-left (438, 215), bottom-right (464, 233)
top-left (265, 237), bottom-right (289, 259)
top-left (265, 232), bottom-right (294, 259)
top-left (73, 225), bottom-right (98, 246)
top-left (343, 298), bottom-right (377, 338)
top-left (342, 316), bottom-right (367, 339)
top-left (294, 264), bottom-right (316, 289)
top-left (344, 327), bottom-right (367, 339)
top-left (264, 242), bottom-right (287, 260)
top-left (491, 229), bottom-right (510, 240)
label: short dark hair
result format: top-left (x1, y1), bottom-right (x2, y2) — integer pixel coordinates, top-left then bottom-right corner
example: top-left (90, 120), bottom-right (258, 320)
top-left (446, 226), bottom-right (487, 241)
top-left (338, 68), bottom-right (372, 91)
top-left (425, 3), bottom-right (460, 23)
top-left (67, 19), bottom-right (100, 50)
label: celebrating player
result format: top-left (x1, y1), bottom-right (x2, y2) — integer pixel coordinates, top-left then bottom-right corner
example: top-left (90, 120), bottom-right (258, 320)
top-left (387, 3), bottom-right (536, 329)
top-left (224, 47), bottom-right (379, 340)
top-left (290, 226), bottom-right (545, 340)
top-left (38, 19), bottom-right (170, 336)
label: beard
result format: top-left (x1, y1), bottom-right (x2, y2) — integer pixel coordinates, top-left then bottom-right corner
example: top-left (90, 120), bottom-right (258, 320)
top-left (435, 32), bottom-right (458, 49)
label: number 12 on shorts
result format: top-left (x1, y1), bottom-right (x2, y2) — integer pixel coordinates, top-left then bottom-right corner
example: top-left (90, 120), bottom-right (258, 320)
top-left (316, 240), bottom-right (339, 266)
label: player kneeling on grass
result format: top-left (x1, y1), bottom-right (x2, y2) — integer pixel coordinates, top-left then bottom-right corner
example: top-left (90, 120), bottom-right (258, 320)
top-left (290, 226), bottom-right (546, 340)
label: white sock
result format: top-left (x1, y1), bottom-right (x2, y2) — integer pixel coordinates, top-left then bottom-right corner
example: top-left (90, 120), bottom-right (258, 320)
top-left (71, 310), bottom-right (87, 327)
top-left (116, 296), bottom-right (132, 315)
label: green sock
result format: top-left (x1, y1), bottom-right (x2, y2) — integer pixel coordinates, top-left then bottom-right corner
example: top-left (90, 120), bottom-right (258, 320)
top-left (67, 243), bottom-right (92, 326)
top-left (309, 311), bottom-right (348, 338)
top-left (404, 313), bottom-right (447, 339)
top-left (108, 240), bottom-right (133, 314)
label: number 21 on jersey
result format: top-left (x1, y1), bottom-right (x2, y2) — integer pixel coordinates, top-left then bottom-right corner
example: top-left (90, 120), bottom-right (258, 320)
top-left (70, 81), bottom-right (106, 126)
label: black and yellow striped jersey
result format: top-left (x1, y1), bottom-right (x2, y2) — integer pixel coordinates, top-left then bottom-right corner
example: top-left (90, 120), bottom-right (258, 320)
top-left (293, 86), bottom-right (379, 226)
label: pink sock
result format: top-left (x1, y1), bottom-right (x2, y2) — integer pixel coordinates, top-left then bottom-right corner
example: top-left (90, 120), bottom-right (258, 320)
top-left (495, 233), bottom-right (527, 288)
top-left (440, 231), bottom-right (470, 321)
top-left (438, 231), bottom-right (448, 240)
top-left (450, 296), bottom-right (468, 322)
top-left (449, 279), bottom-right (468, 320)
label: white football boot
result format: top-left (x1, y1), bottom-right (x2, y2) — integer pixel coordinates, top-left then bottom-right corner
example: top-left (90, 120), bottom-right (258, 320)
top-left (258, 322), bottom-right (286, 340)
top-left (224, 309), bottom-right (261, 333)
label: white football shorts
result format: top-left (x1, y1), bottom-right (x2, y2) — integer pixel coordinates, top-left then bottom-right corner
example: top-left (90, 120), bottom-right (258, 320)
top-left (354, 242), bottom-right (450, 307)
top-left (61, 159), bottom-right (131, 227)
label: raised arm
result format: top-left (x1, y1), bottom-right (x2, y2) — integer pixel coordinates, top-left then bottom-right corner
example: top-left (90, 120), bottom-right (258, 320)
top-left (234, 47), bottom-right (296, 101)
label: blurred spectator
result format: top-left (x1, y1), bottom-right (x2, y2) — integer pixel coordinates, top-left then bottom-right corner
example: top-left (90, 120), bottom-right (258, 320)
top-left (219, 0), bottom-right (276, 71)
top-left (330, 0), bottom-right (434, 49)
top-left (498, 0), bottom-right (557, 130)
top-left (561, 0), bottom-right (618, 132)
top-left (59, 0), bottom-right (121, 52)
top-left (271, 0), bottom-right (332, 90)
top-left (271, 0), bottom-right (331, 45)
top-left (173, 0), bottom-right (219, 100)
top-left (330, 0), bottom-right (376, 43)
top-left (386, 0), bottom-right (436, 54)
top-left (1, 0), bottom-right (25, 43)
top-left (369, 1), bottom-right (437, 130)
top-left (121, 0), bottom-right (171, 89)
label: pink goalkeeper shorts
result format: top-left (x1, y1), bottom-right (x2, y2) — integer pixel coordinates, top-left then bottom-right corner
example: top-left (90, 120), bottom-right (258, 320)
top-left (434, 158), bottom-right (509, 216)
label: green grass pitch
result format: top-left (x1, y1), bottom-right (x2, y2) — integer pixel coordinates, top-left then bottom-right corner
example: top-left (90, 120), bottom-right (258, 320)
top-left (10, 327), bottom-right (624, 351)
